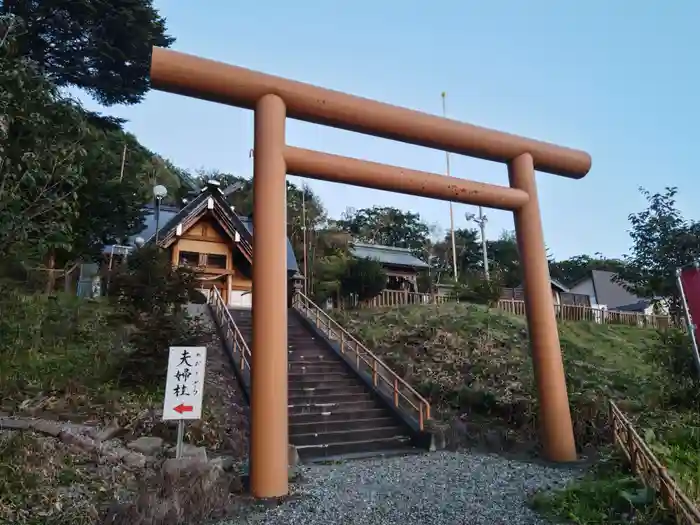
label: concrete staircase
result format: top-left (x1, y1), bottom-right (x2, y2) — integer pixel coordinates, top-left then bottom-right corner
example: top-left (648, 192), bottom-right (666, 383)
top-left (228, 308), bottom-right (414, 460)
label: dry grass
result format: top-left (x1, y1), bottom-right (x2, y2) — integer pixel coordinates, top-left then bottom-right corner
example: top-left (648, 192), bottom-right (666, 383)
top-left (335, 302), bottom-right (667, 454)
top-left (0, 289), bottom-right (249, 524)
top-left (0, 430), bottom-right (140, 525)
top-left (101, 460), bottom-right (245, 525)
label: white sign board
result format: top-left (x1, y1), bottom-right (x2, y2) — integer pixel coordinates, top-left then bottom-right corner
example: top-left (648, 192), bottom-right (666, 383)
top-left (163, 346), bottom-right (207, 421)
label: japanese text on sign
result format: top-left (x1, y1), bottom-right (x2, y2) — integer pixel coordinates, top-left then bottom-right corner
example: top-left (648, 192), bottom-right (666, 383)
top-left (163, 346), bottom-right (207, 421)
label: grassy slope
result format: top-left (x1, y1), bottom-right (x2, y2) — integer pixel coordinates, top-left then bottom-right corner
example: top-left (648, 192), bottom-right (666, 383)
top-left (334, 302), bottom-right (698, 524)
top-left (0, 289), bottom-right (235, 525)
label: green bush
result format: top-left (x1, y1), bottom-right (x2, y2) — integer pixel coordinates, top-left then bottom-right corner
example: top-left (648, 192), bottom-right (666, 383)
top-left (340, 257), bottom-right (387, 305)
top-left (451, 274), bottom-right (503, 306)
top-left (0, 283), bottom-right (119, 407)
top-left (109, 245), bottom-right (210, 385)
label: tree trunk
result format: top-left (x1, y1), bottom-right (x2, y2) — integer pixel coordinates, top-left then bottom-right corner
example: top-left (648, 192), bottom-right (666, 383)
top-left (45, 250), bottom-right (56, 295)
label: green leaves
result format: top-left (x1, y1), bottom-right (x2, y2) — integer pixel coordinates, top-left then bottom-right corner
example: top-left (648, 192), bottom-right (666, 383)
top-left (0, 34), bottom-right (89, 261)
top-left (339, 257), bottom-right (387, 303)
top-left (615, 187), bottom-right (700, 318)
top-left (2, 0), bottom-right (175, 105)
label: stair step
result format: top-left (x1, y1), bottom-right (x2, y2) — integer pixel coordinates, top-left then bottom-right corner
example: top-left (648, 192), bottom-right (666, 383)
top-left (289, 385), bottom-right (366, 397)
top-left (290, 417), bottom-right (398, 435)
top-left (291, 426), bottom-right (407, 447)
top-left (289, 362), bottom-right (346, 373)
top-left (288, 378), bottom-right (360, 389)
top-left (290, 408), bottom-right (390, 424)
top-left (296, 436), bottom-right (413, 460)
top-left (289, 370), bottom-right (355, 383)
top-left (289, 400), bottom-right (377, 414)
top-left (289, 392), bottom-right (371, 405)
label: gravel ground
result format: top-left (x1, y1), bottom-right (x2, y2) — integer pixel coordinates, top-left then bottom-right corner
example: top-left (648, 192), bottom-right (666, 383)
top-left (226, 451), bottom-right (583, 525)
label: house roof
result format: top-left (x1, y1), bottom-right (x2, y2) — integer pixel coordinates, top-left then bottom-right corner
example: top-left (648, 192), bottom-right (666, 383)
top-left (105, 184), bottom-right (299, 273)
top-left (514, 278), bottom-right (570, 292)
top-left (611, 300), bottom-right (651, 313)
top-left (102, 203), bottom-right (181, 255)
top-left (585, 270), bottom-right (645, 309)
top-left (350, 242), bottom-right (430, 269)
top-left (550, 278), bottom-right (570, 292)
top-left (237, 216), bottom-right (299, 273)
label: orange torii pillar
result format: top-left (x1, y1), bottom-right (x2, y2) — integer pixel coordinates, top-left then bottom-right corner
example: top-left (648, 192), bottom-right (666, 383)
top-left (150, 47), bottom-right (592, 498)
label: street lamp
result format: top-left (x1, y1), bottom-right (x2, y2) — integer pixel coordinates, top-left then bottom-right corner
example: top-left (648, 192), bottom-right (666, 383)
top-left (153, 184), bottom-right (168, 243)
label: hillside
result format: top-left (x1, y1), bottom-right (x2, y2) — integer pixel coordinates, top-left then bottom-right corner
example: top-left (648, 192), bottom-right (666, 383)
top-left (335, 302), bottom-right (670, 451)
top-left (333, 302), bottom-right (700, 521)
top-left (0, 286), bottom-right (250, 525)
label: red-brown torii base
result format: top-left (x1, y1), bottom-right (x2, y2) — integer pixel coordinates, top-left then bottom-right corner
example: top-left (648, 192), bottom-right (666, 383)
top-left (149, 47), bottom-right (592, 499)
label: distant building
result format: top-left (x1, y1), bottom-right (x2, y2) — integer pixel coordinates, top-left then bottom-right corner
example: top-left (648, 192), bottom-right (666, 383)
top-left (349, 242), bottom-right (430, 293)
top-left (569, 270), bottom-right (664, 314)
top-left (90, 181), bottom-right (300, 307)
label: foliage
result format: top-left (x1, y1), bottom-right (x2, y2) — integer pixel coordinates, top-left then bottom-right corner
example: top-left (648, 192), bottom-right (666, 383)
top-left (337, 206), bottom-right (430, 253)
top-left (550, 253), bottom-right (627, 287)
top-left (451, 274), bottom-right (503, 306)
top-left (431, 227), bottom-right (481, 281)
top-left (108, 245), bottom-right (209, 385)
top-left (0, 16), bottom-right (179, 269)
top-left (615, 187), bottom-right (700, 319)
top-left (0, 284), bottom-right (124, 409)
top-left (333, 302), bottom-right (672, 451)
top-left (1, 0), bottom-right (175, 106)
top-left (339, 257), bottom-right (387, 304)
top-left (69, 129), bottom-right (153, 259)
top-left (531, 449), bottom-right (674, 524)
top-left (486, 230), bottom-right (521, 287)
top-left (0, 19), bottom-right (90, 261)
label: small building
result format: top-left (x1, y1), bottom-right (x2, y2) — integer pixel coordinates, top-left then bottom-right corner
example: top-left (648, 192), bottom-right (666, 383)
top-left (501, 278), bottom-right (591, 306)
top-left (99, 181), bottom-right (300, 308)
top-left (569, 270), bottom-right (662, 314)
top-left (349, 242), bottom-right (430, 293)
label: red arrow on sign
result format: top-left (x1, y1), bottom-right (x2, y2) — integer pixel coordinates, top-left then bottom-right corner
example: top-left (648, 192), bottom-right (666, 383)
top-left (174, 404), bottom-right (193, 414)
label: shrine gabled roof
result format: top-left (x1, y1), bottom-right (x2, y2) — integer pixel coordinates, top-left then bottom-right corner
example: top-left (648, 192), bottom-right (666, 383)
top-left (350, 242), bottom-right (430, 269)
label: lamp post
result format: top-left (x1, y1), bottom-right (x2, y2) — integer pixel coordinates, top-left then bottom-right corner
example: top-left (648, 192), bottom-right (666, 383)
top-left (153, 184), bottom-right (168, 243)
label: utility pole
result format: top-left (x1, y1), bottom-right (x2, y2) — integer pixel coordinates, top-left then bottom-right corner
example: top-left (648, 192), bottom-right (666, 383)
top-left (441, 92), bottom-right (458, 281)
top-left (118, 143), bottom-right (127, 182)
top-left (301, 184), bottom-right (309, 296)
top-left (466, 208), bottom-right (490, 280)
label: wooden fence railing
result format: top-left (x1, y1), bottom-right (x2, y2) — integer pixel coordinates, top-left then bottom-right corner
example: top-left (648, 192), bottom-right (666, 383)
top-left (341, 290), bottom-right (677, 330)
top-left (497, 299), bottom-right (678, 330)
top-left (610, 401), bottom-right (700, 524)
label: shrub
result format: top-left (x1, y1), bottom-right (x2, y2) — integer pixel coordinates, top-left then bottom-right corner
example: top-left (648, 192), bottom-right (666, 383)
top-left (109, 245), bottom-right (211, 386)
top-left (0, 282), bottom-right (119, 407)
top-left (451, 274), bottom-right (503, 306)
top-left (340, 257), bottom-right (387, 305)
top-left (650, 328), bottom-right (700, 409)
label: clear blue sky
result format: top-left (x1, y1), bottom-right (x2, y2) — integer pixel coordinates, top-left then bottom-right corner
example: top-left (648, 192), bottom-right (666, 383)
top-left (76, 0), bottom-right (700, 260)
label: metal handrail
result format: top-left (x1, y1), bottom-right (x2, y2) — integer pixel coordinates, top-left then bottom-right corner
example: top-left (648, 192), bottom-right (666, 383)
top-left (292, 291), bottom-right (431, 430)
top-left (209, 286), bottom-right (251, 371)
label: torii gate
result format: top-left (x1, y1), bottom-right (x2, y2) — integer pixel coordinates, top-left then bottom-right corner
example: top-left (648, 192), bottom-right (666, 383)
top-left (149, 47), bottom-right (591, 498)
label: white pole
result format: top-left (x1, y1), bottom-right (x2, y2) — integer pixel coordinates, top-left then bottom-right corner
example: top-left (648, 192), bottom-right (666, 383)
top-left (119, 144), bottom-right (127, 182)
top-left (478, 206), bottom-right (489, 280)
top-left (302, 185), bottom-right (309, 296)
top-left (441, 92), bottom-right (458, 281)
